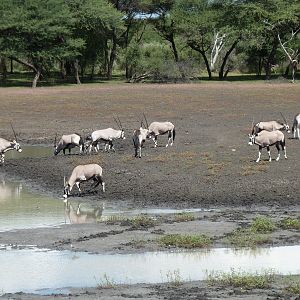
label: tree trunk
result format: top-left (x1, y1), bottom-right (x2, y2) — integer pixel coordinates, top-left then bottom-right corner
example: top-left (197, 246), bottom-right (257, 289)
top-left (0, 57), bottom-right (7, 81)
top-left (74, 59), bottom-right (81, 84)
top-left (10, 58), bottom-right (13, 74)
top-left (188, 43), bottom-right (211, 79)
top-left (284, 64), bottom-right (290, 77)
top-left (32, 68), bottom-right (41, 88)
top-left (264, 39), bottom-right (278, 80)
top-left (60, 60), bottom-right (67, 79)
top-left (219, 39), bottom-right (239, 79)
top-left (107, 29), bottom-right (117, 80)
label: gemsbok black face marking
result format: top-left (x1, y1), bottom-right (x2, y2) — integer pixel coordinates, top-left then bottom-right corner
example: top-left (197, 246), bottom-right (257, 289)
top-left (63, 164), bottom-right (105, 199)
top-left (54, 133), bottom-right (84, 155)
top-left (0, 124), bottom-right (22, 164)
top-left (132, 126), bottom-right (149, 158)
top-left (248, 130), bottom-right (287, 163)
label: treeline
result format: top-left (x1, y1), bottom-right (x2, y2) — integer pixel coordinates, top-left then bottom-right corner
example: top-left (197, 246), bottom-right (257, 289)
top-left (0, 0), bottom-right (299, 87)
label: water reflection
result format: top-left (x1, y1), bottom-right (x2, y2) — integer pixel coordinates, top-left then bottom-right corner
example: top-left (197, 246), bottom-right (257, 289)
top-left (0, 245), bottom-right (299, 295)
top-left (64, 200), bottom-right (104, 224)
top-left (4, 145), bottom-right (52, 160)
top-left (0, 180), bottom-right (22, 201)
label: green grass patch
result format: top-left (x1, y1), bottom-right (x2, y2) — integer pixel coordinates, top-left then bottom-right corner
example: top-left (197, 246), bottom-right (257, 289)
top-left (285, 280), bottom-right (300, 294)
top-left (174, 212), bottom-right (195, 222)
top-left (130, 215), bottom-right (156, 228)
top-left (227, 228), bottom-right (271, 248)
top-left (207, 269), bottom-right (276, 289)
top-left (251, 216), bottom-right (276, 233)
top-left (279, 218), bottom-right (300, 230)
top-left (159, 234), bottom-right (212, 249)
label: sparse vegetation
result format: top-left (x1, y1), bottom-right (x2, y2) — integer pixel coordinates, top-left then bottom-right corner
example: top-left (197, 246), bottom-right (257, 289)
top-left (130, 215), bottom-right (157, 229)
top-left (206, 269), bottom-right (276, 289)
top-left (201, 152), bottom-right (227, 175)
top-left (279, 218), bottom-right (300, 230)
top-left (285, 279), bottom-right (300, 294)
top-left (96, 273), bottom-right (116, 289)
top-left (227, 228), bottom-right (271, 248)
top-left (241, 162), bottom-right (269, 175)
top-left (163, 269), bottom-right (184, 286)
top-left (159, 234), bottom-right (212, 249)
top-left (251, 216), bottom-right (276, 233)
top-left (174, 212), bottom-right (195, 222)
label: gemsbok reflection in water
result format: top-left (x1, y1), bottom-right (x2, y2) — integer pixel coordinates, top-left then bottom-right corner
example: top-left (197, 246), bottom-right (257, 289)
top-left (0, 180), bottom-right (22, 201)
top-left (64, 200), bottom-right (104, 224)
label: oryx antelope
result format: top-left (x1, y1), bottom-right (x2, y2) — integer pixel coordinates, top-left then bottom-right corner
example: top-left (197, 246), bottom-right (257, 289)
top-left (63, 164), bottom-right (105, 199)
top-left (292, 113), bottom-right (300, 139)
top-left (54, 133), bottom-right (84, 155)
top-left (251, 113), bottom-right (290, 135)
top-left (143, 114), bottom-right (175, 147)
top-left (86, 116), bottom-right (125, 153)
top-left (248, 130), bottom-right (287, 163)
top-left (133, 126), bottom-right (149, 158)
top-left (0, 124), bottom-right (22, 164)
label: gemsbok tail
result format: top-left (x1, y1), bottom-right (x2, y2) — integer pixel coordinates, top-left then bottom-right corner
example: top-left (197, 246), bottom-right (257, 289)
top-left (172, 127), bottom-right (176, 142)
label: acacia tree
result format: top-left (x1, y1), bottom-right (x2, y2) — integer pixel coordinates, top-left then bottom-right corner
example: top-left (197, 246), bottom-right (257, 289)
top-left (0, 0), bottom-right (84, 88)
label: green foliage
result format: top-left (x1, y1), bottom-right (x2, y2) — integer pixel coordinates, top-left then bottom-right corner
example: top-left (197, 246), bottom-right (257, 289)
top-left (285, 278), bottom-right (300, 294)
top-left (251, 216), bottom-right (276, 233)
top-left (227, 228), bottom-right (271, 248)
top-left (279, 218), bottom-right (300, 230)
top-left (207, 269), bottom-right (276, 289)
top-left (160, 234), bottom-right (212, 249)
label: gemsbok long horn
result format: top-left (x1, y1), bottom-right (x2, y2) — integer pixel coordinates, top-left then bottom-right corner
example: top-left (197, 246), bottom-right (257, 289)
top-left (113, 115), bottom-right (121, 130)
top-left (143, 112), bottom-right (149, 128)
top-left (117, 116), bottom-right (123, 130)
top-left (10, 122), bottom-right (18, 141)
top-left (64, 176), bottom-right (66, 186)
top-left (54, 133), bottom-right (58, 148)
top-left (280, 112), bottom-right (288, 124)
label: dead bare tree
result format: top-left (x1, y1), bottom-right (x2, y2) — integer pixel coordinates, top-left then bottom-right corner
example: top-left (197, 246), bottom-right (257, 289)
top-left (278, 28), bottom-right (300, 83)
top-left (210, 31), bottom-right (226, 72)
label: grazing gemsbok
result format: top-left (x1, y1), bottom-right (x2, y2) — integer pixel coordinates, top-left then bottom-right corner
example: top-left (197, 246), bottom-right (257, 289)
top-left (132, 123), bottom-right (149, 158)
top-left (143, 114), bottom-right (175, 147)
top-left (252, 113), bottom-right (290, 135)
top-left (248, 130), bottom-right (287, 162)
top-left (63, 164), bottom-right (105, 199)
top-left (0, 124), bottom-right (22, 164)
top-left (86, 116), bottom-right (125, 153)
top-left (54, 133), bottom-right (84, 155)
top-left (292, 113), bottom-right (300, 139)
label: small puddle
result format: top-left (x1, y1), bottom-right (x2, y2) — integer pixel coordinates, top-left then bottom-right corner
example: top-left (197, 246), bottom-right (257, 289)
top-left (0, 245), bottom-right (299, 295)
top-left (0, 180), bottom-right (64, 232)
top-left (0, 180), bottom-right (209, 231)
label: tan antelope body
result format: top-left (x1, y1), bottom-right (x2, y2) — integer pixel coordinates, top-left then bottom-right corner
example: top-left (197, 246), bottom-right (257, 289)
top-left (86, 128), bottom-right (125, 153)
top-left (63, 164), bottom-right (105, 199)
top-left (252, 121), bottom-right (290, 135)
top-left (292, 113), bottom-right (300, 139)
top-left (148, 121), bottom-right (176, 147)
top-left (248, 130), bottom-right (287, 162)
top-left (133, 127), bottom-right (149, 158)
top-left (0, 138), bottom-right (22, 164)
top-left (54, 133), bottom-right (84, 155)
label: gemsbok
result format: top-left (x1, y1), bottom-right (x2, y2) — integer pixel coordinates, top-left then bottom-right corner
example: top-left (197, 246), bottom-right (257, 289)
top-left (132, 124), bottom-right (149, 158)
top-left (292, 113), bottom-right (300, 139)
top-left (248, 130), bottom-right (287, 163)
top-left (63, 164), bottom-right (105, 199)
top-left (54, 133), bottom-right (84, 155)
top-left (0, 124), bottom-right (22, 164)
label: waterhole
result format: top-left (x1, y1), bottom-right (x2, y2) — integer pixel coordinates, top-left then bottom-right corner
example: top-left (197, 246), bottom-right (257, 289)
top-left (0, 245), bottom-right (299, 295)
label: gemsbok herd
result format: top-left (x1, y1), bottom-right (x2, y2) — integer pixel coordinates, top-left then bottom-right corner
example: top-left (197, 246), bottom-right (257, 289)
top-left (1, 112), bottom-right (300, 200)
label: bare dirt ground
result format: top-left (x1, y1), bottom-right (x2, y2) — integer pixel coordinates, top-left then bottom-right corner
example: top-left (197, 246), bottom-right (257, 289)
top-left (1, 81), bottom-right (300, 299)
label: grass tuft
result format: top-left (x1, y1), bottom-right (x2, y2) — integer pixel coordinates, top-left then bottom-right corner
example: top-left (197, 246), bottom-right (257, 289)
top-left (159, 234), bottom-right (212, 249)
top-left (96, 273), bottom-right (116, 289)
top-left (227, 228), bottom-right (271, 248)
top-left (206, 269), bottom-right (276, 289)
top-left (174, 212), bottom-right (195, 222)
top-left (130, 214), bottom-right (156, 228)
top-left (251, 216), bottom-right (276, 233)
top-left (241, 162), bottom-right (268, 176)
top-left (279, 217), bottom-right (300, 230)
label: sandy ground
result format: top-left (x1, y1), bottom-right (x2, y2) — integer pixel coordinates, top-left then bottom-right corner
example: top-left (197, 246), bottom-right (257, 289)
top-left (0, 81), bottom-right (300, 299)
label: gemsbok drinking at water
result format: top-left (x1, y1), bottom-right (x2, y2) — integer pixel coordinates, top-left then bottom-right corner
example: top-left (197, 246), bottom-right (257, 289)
top-left (63, 164), bottom-right (105, 199)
